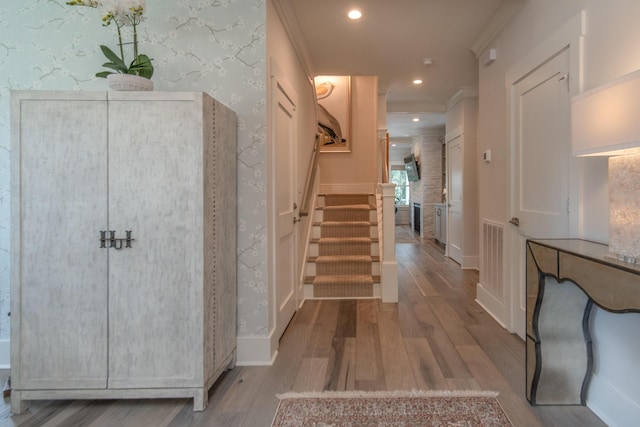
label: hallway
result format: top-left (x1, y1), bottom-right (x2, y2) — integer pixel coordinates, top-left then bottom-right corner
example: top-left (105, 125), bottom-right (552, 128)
top-left (1, 226), bottom-right (606, 426)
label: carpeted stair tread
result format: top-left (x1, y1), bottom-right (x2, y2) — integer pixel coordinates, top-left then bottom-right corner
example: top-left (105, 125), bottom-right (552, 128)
top-left (316, 255), bottom-right (373, 263)
top-left (313, 275), bottom-right (374, 285)
top-left (321, 204), bottom-right (374, 222)
top-left (314, 221), bottom-right (378, 229)
top-left (322, 193), bottom-right (372, 206)
top-left (321, 204), bottom-right (374, 210)
top-left (312, 275), bottom-right (374, 297)
top-left (318, 237), bottom-right (373, 256)
top-left (315, 221), bottom-right (377, 226)
top-left (308, 255), bottom-right (380, 262)
top-left (315, 255), bottom-right (373, 275)
top-left (304, 275), bottom-right (380, 284)
top-left (310, 237), bottom-right (379, 243)
top-left (308, 193), bottom-right (379, 298)
top-left (320, 221), bottom-right (373, 238)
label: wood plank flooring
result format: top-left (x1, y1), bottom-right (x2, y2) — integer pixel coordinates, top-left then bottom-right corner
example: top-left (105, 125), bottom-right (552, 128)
top-left (0, 226), bottom-right (607, 426)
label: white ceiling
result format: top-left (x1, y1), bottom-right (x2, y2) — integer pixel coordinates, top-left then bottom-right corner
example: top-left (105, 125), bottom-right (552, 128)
top-left (272, 0), bottom-right (521, 156)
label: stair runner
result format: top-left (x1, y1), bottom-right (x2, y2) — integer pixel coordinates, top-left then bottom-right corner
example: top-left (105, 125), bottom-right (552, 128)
top-left (307, 193), bottom-right (378, 298)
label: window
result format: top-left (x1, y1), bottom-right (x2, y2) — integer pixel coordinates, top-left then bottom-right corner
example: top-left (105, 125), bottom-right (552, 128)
top-left (391, 169), bottom-right (410, 205)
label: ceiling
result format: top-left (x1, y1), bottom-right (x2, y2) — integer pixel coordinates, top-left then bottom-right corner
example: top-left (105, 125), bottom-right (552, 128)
top-left (272, 0), bottom-right (522, 155)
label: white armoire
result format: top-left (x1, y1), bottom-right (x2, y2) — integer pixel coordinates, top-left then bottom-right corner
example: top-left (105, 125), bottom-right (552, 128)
top-left (10, 91), bottom-right (237, 412)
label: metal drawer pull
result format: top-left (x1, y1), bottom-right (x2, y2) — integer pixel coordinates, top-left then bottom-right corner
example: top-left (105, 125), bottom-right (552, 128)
top-left (100, 230), bottom-right (135, 249)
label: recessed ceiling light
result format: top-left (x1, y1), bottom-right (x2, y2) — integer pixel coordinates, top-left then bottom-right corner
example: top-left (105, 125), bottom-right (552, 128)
top-left (412, 118), bottom-right (420, 122)
top-left (392, 144), bottom-right (397, 147)
top-left (348, 10), bottom-right (362, 19)
top-left (413, 79), bottom-right (423, 85)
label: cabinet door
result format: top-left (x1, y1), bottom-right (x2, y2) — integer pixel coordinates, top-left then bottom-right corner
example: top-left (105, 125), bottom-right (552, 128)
top-left (13, 96), bottom-right (108, 389)
top-left (107, 99), bottom-right (201, 388)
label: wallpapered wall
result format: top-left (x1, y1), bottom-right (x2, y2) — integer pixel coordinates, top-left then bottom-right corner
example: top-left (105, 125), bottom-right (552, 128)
top-left (0, 0), bottom-right (268, 349)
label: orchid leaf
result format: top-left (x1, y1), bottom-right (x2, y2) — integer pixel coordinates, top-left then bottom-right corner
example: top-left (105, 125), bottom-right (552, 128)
top-left (99, 45), bottom-right (127, 71)
top-left (129, 54), bottom-right (154, 78)
top-left (95, 71), bottom-right (112, 78)
top-left (101, 62), bottom-right (127, 73)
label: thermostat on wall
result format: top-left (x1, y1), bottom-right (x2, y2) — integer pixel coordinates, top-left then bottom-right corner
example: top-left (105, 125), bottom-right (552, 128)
top-left (483, 150), bottom-right (492, 163)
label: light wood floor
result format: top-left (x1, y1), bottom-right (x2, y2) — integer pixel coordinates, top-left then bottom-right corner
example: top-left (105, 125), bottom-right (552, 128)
top-left (0, 226), bottom-right (606, 426)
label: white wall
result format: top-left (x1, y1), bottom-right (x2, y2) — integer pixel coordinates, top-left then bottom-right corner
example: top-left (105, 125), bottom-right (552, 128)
top-left (478, 1), bottom-right (640, 424)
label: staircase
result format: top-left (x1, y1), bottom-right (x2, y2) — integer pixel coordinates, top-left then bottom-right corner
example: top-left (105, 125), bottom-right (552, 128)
top-left (304, 193), bottom-right (380, 298)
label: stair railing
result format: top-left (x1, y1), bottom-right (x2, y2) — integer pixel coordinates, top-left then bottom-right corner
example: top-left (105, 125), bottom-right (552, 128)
top-left (299, 130), bottom-right (323, 217)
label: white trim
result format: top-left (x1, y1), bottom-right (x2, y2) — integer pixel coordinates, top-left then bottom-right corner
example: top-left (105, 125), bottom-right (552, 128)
top-left (445, 125), bottom-right (463, 143)
top-left (587, 373), bottom-right (640, 427)
top-left (235, 335), bottom-right (278, 366)
top-left (270, 0), bottom-right (315, 77)
top-left (471, 0), bottom-right (525, 58)
top-left (297, 167), bottom-right (320, 307)
top-left (475, 289), bottom-right (508, 330)
top-left (505, 11), bottom-right (585, 95)
top-left (0, 339), bottom-right (9, 368)
top-left (319, 183), bottom-right (375, 194)
top-left (461, 256), bottom-right (479, 271)
top-left (447, 87), bottom-right (478, 111)
top-left (269, 56), bottom-right (299, 350)
top-left (380, 262), bottom-right (398, 302)
top-left (504, 11), bottom-right (585, 335)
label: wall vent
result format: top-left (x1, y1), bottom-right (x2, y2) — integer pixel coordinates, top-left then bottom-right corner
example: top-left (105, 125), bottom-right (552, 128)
top-left (481, 220), bottom-right (504, 297)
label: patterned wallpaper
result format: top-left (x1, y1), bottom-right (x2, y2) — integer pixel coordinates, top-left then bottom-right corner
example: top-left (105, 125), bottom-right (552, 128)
top-left (0, 0), bottom-right (268, 343)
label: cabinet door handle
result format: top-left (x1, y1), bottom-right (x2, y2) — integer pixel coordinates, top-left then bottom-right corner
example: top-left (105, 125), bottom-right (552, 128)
top-left (100, 231), bottom-right (109, 248)
top-left (99, 230), bottom-right (135, 249)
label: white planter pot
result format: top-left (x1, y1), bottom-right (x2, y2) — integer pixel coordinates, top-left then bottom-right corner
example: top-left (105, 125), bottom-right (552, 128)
top-left (107, 74), bottom-right (154, 91)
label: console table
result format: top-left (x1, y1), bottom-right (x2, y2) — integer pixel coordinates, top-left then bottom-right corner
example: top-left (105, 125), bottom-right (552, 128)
top-left (526, 239), bottom-right (640, 405)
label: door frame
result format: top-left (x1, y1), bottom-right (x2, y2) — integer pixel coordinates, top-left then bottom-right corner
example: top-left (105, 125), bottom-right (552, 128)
top-left (446, 127), bottom-right (464, 263)
top-left (268, 57), bottom-right (299, 354)
top-left (504, 12), bottom-right (585, 336)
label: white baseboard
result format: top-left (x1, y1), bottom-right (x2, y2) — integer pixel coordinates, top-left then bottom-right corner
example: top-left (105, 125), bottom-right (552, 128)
top-left (475, 283), bottom-right (508, 330)
top-left (236, 335), bottom-right (278, 366)
top-left (462, 255), bottom-right (479, 270)
top-left (587, 373), bottom-right (640, 427)
top-left (319, 183), bottom-right (375, 194)
top-left (0, 339), bottom-right (9, 368)
top-left (381, 261), bottom-right (398, 303)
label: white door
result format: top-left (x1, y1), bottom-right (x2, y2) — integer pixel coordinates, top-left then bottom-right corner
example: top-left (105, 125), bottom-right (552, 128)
top-left (272, 68), bottom-right (298, 341)
top-left (447, 133), bottom-right (463, 264)
top-left (509, 49), bottom-right (573, 338)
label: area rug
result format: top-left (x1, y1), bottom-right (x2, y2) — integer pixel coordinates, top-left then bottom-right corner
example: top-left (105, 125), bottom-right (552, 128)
top-left (272, 390), bottom-right (512, 426)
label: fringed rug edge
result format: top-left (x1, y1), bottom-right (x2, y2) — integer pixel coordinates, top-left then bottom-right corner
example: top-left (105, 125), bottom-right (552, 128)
top-left (276, 389), bottom-right (500, 400)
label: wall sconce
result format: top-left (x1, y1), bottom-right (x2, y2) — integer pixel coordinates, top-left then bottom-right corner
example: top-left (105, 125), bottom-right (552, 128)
top-left (571, 69), bottom-right (640, 264)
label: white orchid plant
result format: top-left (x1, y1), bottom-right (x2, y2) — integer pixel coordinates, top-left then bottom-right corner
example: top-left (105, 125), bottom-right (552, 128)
top-left (67, 0), bottom-right (153, 79)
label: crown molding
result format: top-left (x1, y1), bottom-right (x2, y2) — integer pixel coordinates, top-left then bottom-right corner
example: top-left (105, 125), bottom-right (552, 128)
top-left (471, 0), bottom-right (525, 58)
top-left (447, 86), bottom-right (478, 110)
top-left (271, 0), bottom-right (316, 78)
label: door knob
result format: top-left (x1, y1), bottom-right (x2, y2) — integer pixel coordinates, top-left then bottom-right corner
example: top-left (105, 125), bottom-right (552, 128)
top-left (509, 217), bottom-right (520, 227)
